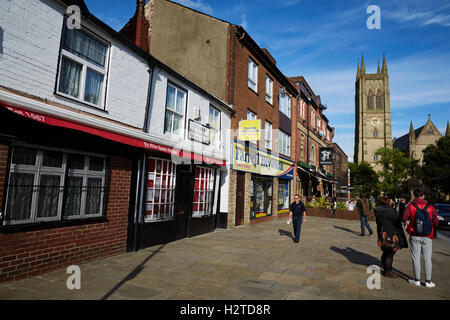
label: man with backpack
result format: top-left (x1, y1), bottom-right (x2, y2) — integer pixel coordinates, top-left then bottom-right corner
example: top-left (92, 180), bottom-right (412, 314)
top-left (356, 193), bottom-right (374, 237)
top-left (402, 187), bottom-right (439, 288)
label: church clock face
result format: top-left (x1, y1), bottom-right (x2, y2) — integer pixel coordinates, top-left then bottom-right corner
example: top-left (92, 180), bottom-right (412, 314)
top-left (370, 117), bottom-right (380, 127)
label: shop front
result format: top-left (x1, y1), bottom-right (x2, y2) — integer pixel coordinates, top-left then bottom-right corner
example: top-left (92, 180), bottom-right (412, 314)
top-left (231, 141), bottom-right (295, 224)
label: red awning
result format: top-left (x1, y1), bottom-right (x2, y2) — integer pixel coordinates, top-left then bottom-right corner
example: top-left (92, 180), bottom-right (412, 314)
top-left (1, 103), bottom-right (226, 166)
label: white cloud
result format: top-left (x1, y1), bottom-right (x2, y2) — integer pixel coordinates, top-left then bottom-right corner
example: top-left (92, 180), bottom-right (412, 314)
top-left (383, 1), bottom-right (450, 27)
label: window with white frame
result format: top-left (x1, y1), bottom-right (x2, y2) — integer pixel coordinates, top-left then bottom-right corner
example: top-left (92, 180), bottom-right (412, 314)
top-left (164, 83), bottom-right (186, 136)
top-left (247, 110), bottom-right (257, 120)
top-left (265, 121), bottom-right (272, 150)
top-left (279, 94), bottom-right (291, 118)
top-left (265, 75), bottom-right (273, 104)
top-left (57, 23), bottom-right (109, 108)
top-left (301, 134), bottom-right (305, 160)
top-left (278, 130), bottom-right (290, 156)
top-left (311, 111), bottom-right (315, 127)
top-left (4, 146), bottom-right (106, 225)
top-left (310, 145), bottom-right (315, 163)
top-left (301, 100), bottom-right (305, 119)
top-left (248, 58), bottom-right (258, 92)
top-left (192, 166), bottom-right (215, 217)
top-left (145, 158), bottom-right (176, 222)
top-left (317, 116), bottom-right (321, 130)
top-left (209, 105), bottom-right (221, 145)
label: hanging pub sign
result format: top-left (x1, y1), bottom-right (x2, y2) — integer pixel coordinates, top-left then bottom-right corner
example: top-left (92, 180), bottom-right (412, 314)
top-left (319, 147), bottom-right (333, 165)
top-left (188, 119), bottom-right (210, 144)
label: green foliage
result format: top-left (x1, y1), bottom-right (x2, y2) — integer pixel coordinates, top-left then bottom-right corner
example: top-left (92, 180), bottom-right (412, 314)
top-left (348, 161), bottom-right (379, 197)
top-left (418, 136), bottom-right (450, 198)
top-left (375, 147), bottom-right (415, 199)
top-left (336, 201), bottom-right (347, 210)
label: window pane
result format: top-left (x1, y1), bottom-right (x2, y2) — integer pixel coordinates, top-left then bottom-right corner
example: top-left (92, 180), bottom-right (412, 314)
top-left (12, 147), bottom-right (37, 166)
top-left (89, 156), bottom-right (104, 171)
top-left (37, 175), bottom-right (61, 218)
top-left (173, 114), bottom-right (182, 134)
top-left (59, 57), bottom-right (82, 98)
top-left (6, 173), bottom-right (34, 221)
top-left (84, 68), bottom-right (104, 106)
top-left (86, 178), bottom-right (102, 215)
top-left (64, 176), bottom-right (83, 217)
top-left (64, 28), bottom-right (107, 67)
top-left (176, 90), bottom-right (185, 114)
top-left (164, 111), bottom-right (173, 133)
top-left (68, 154), bottom-right (85, 170)
top-left (166, 85), bottom-right (176, 110)
top-left (42, 150), bottom-right (63, 168)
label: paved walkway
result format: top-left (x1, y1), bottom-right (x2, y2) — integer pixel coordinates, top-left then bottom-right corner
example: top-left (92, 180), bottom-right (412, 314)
top-left (0, 216), bottom-right (449, 300)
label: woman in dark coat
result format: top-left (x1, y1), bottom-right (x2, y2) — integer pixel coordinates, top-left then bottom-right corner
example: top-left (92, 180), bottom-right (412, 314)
top-left (374, 196), bottom-right (408, 278)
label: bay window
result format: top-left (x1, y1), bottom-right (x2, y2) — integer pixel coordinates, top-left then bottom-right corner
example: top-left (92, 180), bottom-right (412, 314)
top-left (145, 158), bottom-right (176, 222)
top-left (57, 24), bottom-right (109, 108)
top-left (4, 146), bottom-right (106, 226)
top-left (192, 167), bottom-right (215, 218)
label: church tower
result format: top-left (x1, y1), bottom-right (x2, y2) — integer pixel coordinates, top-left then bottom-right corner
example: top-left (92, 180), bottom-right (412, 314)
top-left (354, 54), bottom-right (392, 170)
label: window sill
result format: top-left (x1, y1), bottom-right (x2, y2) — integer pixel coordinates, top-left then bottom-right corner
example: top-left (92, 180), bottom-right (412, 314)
top-left (265, 100), bottom-right (273, 107)
top-left (0, 216), bottom-right (108, 234)
top-left (55, 93), bottom-right (108, 114)
top-left (248, 86), bottom-right (259, 96)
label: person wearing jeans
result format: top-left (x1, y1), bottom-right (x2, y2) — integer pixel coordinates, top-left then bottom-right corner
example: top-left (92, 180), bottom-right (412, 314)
top-left (356, 194), bottom-right (373, 237)
top-left (288, 194), bottom-right (307, 243)
top-left (402, 187), bottom-right (439, 288)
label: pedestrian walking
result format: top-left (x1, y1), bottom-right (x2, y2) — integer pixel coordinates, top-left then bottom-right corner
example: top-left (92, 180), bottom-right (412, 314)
top-left (374, 196), bottom-right (408, 278)
top-left (402, 187), bottom-right (439, 288)
top-left (288, 194), bottom-right (307, 243)
top-left (331, 196), bottom-right (337, 218)
top-left (356, 193), bottom-right (374, 236)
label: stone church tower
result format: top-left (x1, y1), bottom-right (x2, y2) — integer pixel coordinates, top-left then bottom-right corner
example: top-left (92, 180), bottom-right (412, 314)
top-left (354, 54), bottom-right (392, 170)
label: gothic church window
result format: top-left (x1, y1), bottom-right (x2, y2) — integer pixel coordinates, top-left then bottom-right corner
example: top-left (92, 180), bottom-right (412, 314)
top-left (373, 128), bottom-right (378, 137)
top-left (376, 95), bottom-right (383, 109)
top-left (367, 94), bottom-right (373, 109)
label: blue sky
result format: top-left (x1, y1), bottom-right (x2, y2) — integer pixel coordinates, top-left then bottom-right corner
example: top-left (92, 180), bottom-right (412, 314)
top-left (85, 0), bottom-right (450, 162)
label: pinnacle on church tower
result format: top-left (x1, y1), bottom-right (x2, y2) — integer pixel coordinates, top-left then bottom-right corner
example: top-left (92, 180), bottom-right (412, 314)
top-left (446, 120), bottom-right (450, 137)
top-left (377, 58), bottom-right (381, 74)
top-left (409, 121), bottom-right (415, 143)
top-left (360, 54), bottom-right (366, 74)
top-left (356, 60), bottom-right (360, 79)
top-left (382, 53), bottom-right (388, 74)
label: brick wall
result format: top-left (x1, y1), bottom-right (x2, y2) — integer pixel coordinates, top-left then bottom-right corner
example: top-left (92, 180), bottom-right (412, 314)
top-left (0, 155), bottom-right (132, 283)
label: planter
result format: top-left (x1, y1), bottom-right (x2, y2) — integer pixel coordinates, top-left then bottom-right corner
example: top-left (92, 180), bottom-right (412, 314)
top-left (305, 208), bottom-right (376, 221)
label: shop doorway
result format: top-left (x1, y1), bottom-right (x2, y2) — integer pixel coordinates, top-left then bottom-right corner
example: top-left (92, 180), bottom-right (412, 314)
top-left (174, 164), bottom-right (194, 240)
top-left (235, 171), bottom-right (245, 226)
top-left (250, 176), bottom-right (273, 219)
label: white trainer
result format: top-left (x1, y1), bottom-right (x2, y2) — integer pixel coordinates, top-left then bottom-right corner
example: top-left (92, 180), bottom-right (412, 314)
top-left (408, 279), bottom-right (421, 287)
top-left (425, 281), bottom-right (435, 288)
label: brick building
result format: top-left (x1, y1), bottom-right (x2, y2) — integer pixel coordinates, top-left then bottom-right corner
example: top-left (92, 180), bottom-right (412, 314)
top-left (0, 0), bottom-right (231, 282)
top-left (128, 0), bottom-right (301, 227)
top-left (290, 77), bottom-right (335, 201)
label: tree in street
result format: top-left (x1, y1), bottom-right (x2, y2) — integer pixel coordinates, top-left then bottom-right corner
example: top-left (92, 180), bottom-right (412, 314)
top-left (349, 161), bottom-right (379, 197)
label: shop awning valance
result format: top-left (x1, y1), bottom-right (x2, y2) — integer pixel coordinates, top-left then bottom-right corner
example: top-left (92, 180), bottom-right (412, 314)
top-left (1, 102), bottom-right (226, 166)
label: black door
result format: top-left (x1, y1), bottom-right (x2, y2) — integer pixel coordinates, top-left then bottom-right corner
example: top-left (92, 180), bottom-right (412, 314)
top-left (174, 165), bottom-right (194, 240)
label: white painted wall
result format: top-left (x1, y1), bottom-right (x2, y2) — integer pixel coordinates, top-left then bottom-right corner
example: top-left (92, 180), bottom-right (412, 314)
top-left (0, 0), bottom-right (149, 129)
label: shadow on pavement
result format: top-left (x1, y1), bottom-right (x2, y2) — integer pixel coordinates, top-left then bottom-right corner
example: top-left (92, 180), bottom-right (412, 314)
top-left (436, 251), bottom-right (450, 258)
top-left (330, 246), bottom-right (413, 281)
top-left (278, 229), bottom-right (293, 239)
top-left (333, 225), bottom-right (360, 235)
top-left (101, 244), bottom-right (166, 300)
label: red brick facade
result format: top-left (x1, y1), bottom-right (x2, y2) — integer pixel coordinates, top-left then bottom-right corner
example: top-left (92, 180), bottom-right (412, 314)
top-left (0, 146), bottom-right (131, 283)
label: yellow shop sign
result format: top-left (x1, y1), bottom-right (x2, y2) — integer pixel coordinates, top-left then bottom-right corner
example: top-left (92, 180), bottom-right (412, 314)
top-left (231, 141), bottom-right (295, 179)
top-left (238, 120), bottom-right (261, 141)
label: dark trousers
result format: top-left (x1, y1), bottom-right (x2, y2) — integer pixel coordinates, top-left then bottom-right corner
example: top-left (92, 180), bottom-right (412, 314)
top-left (292, 215), bottom-right (303, 242)
top-left (331, 209), bottom-right (336, 218)
top-left (381, 250), bottom-right (396, 271)
top-left (360, 214), bottom-right (373, 236)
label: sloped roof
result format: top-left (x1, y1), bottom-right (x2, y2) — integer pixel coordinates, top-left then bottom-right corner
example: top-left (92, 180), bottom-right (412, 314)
top-left (393, 125), bottom-right (424, 151)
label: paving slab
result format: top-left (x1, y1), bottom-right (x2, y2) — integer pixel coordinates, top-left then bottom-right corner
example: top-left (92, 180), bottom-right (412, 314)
top-left (1, 216), bottom-right (449, 300)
